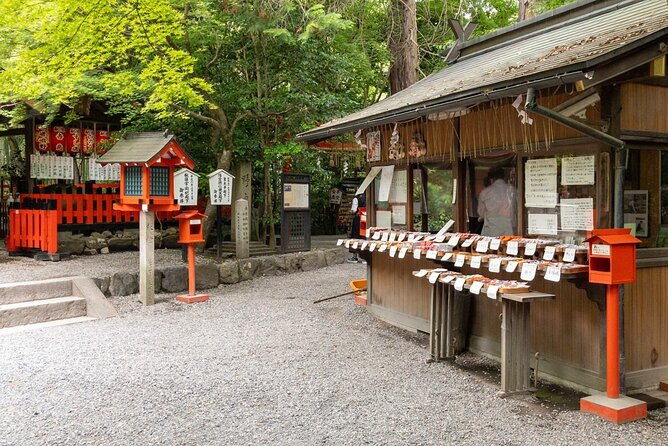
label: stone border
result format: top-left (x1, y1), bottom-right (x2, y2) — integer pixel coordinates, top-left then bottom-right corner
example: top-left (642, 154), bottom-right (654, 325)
top-left (93, 248), bottom-right (348, 297)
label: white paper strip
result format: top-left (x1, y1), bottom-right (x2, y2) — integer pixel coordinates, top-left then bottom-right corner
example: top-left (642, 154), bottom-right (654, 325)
top-left (487, 285), bottom-right (500, 299)
top-left (470, 256), bottom-right (482, 269)
top-left (455, 254), bottom-right (466, 267)
top-left (470, 281), bottom-right (484, 295)
top-left (520, 262), bottom-right (538, 281)
top-left (489, 258), bottom-right (501, 273)
top-left (545, 265), bottom-right (562, 282)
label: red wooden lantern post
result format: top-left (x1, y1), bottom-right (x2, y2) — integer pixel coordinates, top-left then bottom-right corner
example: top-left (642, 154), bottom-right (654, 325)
top-left (98, 132), bottom-right (195, 306)
top-left (581, 228), bottom-right (646, 424)
top-left (174, 210), bottom-right (208, 303)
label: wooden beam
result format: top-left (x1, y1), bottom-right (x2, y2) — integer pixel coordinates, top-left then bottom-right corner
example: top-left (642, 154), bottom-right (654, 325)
top-left (582, 41), bottom-right (668, 90)
top-left (650, 55), bottom-right (666, 77)
top-left (0, 128), bottom-right (27, 137)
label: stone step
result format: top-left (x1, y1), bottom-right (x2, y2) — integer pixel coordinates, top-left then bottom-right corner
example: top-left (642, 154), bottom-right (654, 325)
top-left (0, 296), bottom-right (87, 329)
top-left (0, 316), bottom-right (97, 335)
top-left (0, 277), bottom-right (73, 305)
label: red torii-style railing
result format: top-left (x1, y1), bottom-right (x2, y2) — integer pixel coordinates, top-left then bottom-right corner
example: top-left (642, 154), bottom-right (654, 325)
top-left (7, 192), bottom-right (177, 255)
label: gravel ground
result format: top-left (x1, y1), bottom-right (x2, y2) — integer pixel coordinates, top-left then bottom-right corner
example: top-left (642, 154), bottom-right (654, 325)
top-left (1, 263), bottom-right (667, 445)
top-left (0, 240), bottom-right (215, 284)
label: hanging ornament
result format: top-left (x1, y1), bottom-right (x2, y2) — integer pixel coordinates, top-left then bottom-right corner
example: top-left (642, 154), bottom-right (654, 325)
top-left (50, 126), bottom-right (66, 153)
top-left (67, 128), bottom-right (81, 154)
top-left (35, 126), bottom-right (50, 153)
top-left (82, 129), bottom-right (95, 154)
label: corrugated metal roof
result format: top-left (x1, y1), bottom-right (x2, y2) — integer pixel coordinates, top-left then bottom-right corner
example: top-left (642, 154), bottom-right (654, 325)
top-left (297, 0), bottom-right (668, 142)
top-left (98, 132), bottom-right (174, 164)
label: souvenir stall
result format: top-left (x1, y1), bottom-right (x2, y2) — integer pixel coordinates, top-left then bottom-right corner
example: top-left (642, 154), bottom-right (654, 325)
top-left (297, 0), bottom-right (668, 398)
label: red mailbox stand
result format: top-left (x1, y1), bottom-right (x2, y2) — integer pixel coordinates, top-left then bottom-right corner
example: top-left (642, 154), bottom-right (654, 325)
top-left (359, 207), bottom-right (367, 237)
top-left (581, 228), bottom-right (646, 424)
top-left (175, 210), bottom-right (209, 304)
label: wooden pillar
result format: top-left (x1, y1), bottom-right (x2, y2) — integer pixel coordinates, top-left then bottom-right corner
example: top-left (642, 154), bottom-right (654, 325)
top-left (452, 118), bottom-right (467, 232)
top-left (501, 300), bottom-right (531, 394)
top-left (139, 210), bottom-right (155, 306)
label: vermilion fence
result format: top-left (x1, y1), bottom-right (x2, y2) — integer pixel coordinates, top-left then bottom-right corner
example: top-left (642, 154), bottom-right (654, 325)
top-left (7, 193), bottom-right (177, 255)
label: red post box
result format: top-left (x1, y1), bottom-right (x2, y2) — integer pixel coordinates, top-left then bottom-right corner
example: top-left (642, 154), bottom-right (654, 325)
top-left (581, 228), bottom-right (645, 423)
top-left (174, 210), bottom-right (209, 304)
top-left (359, 207), bottom-right (367, 237)
top-left (176, 210), bottom-right (206, 244)
top-left (586, 228), bottom-right (640, 285)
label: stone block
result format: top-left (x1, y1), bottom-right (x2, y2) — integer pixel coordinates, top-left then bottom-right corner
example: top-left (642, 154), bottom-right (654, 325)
top-left (302, 251), bottom-right (326, 272)
top-left (90, 231), bottom-right (102, 238)
top-left (219, 261), bottom-right (240, 284)
top-left (58, 238), bottom-right (85, 255)
top-left (84, 248), bottom-right (98, 256)
top-left (259, 256), bottom-right (280, 276)
top-left (108, 237), bottom-right (134, 252)
top-left (195, 264), bottom-right (219, 290)
top-left (325, 248), bottom-right (346, 266)
top-left (93, 276), bottom-right (111, 295)
top-left (161, 266), bottom-right (188, 292)
top-left (100, 247), bottom-right (110, 254)
top-left (279, 253), bottom-right (302, 274)
top-left (154, 270), bottom-right (163, 293)
top-left (239, 259), bottom-right (261, 281)
top-left (101, 230), bottom-right (113, 238)
top-left (122, 228), bottom-right (139, 239)
top-left (109, 272), bottom-right (139, 296)
top-left (162, 234), bottom-right (181, 249)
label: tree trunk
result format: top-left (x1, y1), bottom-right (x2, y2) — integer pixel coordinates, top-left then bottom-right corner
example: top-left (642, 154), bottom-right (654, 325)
top-left (388, 0), bottom-right (419, 95)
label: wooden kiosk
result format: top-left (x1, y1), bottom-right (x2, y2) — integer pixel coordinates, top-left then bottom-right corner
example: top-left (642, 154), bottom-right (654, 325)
top-left (298, 0), bottom-right (668, 407)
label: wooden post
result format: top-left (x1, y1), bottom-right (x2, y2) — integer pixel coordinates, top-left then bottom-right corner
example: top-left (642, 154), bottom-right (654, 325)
top-left (139, 209), bottom-right (155, 306)
top-left (607, 284), bottom-right (620, 398)
top-left (216, 205), bottom-right (222, 261)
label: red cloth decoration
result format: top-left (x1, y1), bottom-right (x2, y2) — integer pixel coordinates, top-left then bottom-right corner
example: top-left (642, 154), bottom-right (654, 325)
top-left (35, 126), bottom-right (50, 153)
top-left (82, 129), bottom-right (95, 155)
top-left (96, 130), bottom-right (110, 154)
top-left (66, 128), bottom-right (81, 154)
top-left (50, 126), bottom-right (66, 153)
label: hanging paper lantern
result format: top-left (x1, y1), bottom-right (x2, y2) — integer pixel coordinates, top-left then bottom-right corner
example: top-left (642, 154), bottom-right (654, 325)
top-left (66, 128), bottom-right (81, 154)
top-left (50, 126), bottom-right (66, 153)
top-left (35, 126), bottom-right (50, 153)
top-left (82, 129), bottom-right (95, 154)
top-left (96, 130), bottom-right (110, 154)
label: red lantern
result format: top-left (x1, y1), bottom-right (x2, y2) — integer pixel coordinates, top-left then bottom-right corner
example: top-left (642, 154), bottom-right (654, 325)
top-left (35, 126), bottom-right (50, 153)
top-left (96, 130), bottom-right (110, 154)
top-left (50, 126), bottom-right (66, 153)
top-left (82, 129), bottom-right (95, 155)
top-left (67, 128), bottom-right (81, 154)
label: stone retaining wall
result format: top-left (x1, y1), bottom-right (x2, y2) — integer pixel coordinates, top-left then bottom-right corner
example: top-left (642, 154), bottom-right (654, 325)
top-left (93, 248), bottom-right (348, 297)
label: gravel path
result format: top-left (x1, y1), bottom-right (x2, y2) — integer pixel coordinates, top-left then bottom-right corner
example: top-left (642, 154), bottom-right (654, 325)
top-left (1, 263), bottom-right (667, 445)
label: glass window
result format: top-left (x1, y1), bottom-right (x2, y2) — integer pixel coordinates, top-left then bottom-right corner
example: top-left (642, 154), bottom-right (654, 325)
top-left (150, 166), bottom-right (170, 196)
top-left (522, 153), bottom-right (602, 244)
top-left (413, 164), bottom-right (453, 233)
top-left (374, 168), bottom-right (408, 230)
top-left (124, 166), bottom-right (143, 196)
top-left (468, 156), bottom-right (517, 236)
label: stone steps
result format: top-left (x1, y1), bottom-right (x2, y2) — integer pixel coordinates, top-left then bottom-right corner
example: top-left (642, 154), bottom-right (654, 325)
top-left (0, 296), bottom-right (87, 329)
top-left (0, 316), bottom-right (97, 335)
top-left (218, 241), bottom-right (277, 257)
top-left (0, 277), bottom-right (117, 332)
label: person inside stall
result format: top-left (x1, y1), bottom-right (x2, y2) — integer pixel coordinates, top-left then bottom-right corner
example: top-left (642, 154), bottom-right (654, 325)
top-left (477, 167), bottom-right (516, 236)
top-left (347, 192), bottom-right (366, 264)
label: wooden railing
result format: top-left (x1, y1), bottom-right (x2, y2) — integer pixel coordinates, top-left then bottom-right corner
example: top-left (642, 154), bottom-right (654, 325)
top-left (7, 193), bottom-right (177, 254)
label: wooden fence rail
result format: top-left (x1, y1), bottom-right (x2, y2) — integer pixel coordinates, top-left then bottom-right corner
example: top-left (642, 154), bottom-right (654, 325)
top-left (7, 193), bottom-right (176, 255)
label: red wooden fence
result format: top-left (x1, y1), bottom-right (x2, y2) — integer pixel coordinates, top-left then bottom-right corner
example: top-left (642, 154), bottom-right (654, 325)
top-left (7, 193), bottom-right (177, 255)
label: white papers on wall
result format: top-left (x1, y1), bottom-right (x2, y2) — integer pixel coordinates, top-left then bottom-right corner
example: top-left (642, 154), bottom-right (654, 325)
top-left (88, 158), bottom-right (121, 181)
top-left (525, 158), bottom-right (557, 208)
top-left (527, 213), bottom-right (558, 235)
top-left (377, 165), bottom-right (395, 202)
top-left (30, 154), bottom-right (75, 180)
top-left (388, 169), bottom-right (408, 203)
top-left (560, 198), bottom-right (594, 231)
top-left (561, 155), bottom-right (595, 185)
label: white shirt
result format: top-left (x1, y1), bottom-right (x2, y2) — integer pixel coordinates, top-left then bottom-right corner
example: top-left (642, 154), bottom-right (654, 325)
top-left (477, 179), bottom-right (516, 236)
top-left (351, 197), bottom-right (359, 214)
